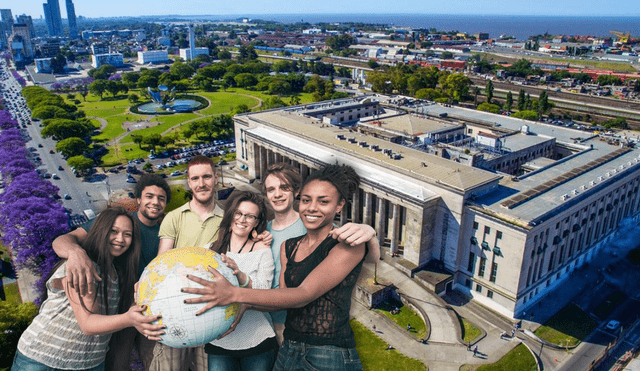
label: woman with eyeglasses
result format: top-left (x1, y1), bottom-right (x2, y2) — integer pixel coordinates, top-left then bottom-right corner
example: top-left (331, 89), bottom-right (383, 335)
top-left (204, 190), bottom-right (277, 371)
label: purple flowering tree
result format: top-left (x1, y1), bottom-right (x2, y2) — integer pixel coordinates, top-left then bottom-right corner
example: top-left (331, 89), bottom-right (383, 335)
top-left (0, 110), bottom-right (69, 303)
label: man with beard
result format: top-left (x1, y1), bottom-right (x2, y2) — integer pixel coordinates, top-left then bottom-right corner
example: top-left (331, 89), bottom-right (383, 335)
top-left (52, 173), bottom-right (171, 371)
top-left (151, 155), bottom-right (224, 371)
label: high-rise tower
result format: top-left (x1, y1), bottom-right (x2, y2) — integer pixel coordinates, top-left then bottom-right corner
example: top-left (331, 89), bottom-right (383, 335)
top-left (66, 0), bottom-right (78, 39)
top-left (189, 24), bottom-right (195, 61)
top-left (43, 0), bottom-right (63, 37)
top-left (0, 9), bottom-right (12, 48)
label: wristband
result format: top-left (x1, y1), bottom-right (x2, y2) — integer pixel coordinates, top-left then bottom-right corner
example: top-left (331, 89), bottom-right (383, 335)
top-left (239, 275), bottom-right (250, 288)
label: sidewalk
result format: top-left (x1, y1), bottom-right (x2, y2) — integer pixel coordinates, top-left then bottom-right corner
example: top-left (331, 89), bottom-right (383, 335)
top-left (352, 260), bottom-right (525, 370)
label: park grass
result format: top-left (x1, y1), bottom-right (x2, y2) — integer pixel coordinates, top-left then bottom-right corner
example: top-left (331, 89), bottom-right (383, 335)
top-left (592, 291), bottom-right (627, 320)
top-left (224, 87), bottom-right (316, 106)
top-left (473, 343), bottom-right (537, 371)
top-left (481, 52), bottom-right (638, 73)
top-left (534, 303), bottom-right (597, 347)
top-left (197, 92), bottom-right (261, 115)
top-left (350, 319), bottom-right (426, 371)
top-left (120, 113), bottom-right (200, 144)
top-left (166, 186), bottom-right (191, 213)
top-left (374, 298), bottom-right (427, 339)
top-left (462, 318), bottom-right (483, 343)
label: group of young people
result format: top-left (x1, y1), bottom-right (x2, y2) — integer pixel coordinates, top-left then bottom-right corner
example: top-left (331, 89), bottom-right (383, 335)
top-left (12, 154), bottom-right (380, 371)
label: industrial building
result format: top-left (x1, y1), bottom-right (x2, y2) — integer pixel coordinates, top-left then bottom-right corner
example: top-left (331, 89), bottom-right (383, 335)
top-left (233, 96), bottom-right (640, 318)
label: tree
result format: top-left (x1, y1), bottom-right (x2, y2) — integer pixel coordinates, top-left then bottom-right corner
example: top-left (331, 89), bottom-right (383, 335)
top-left (289, 95), bottom-right (301, 106)
top-left (234, 73), bottom-right (258, 88)
top-left (217, 50), bottom-right (231, 60)
top-left (511, 110), bottom-right (539, 121)
top-left (263, 96), bottom-right (287, 109)
top-left (170, 62), bottom-right (195, 80)
top-left (55, 137), bottom-right (87, 158)
top-left (525, 93), bottom-right (532, 110)
top-left (104, 80), bottom-right (121, 97)
top-left (89, 80), bottom-right (107, 99)
top-left (67, 155), bottom-right (94, 174)
top-left (597, 75), bottom-right (623, 86)
top-left (131, 134), bottom-right (144, 149)
top-left (128, 93), bottom-right (139, 103)
top-left (505, 91), bottom-right (513, 112)
top-left (415, 88), bottom-right (443, 100)
top-left (31, 105), bottom-right (70, 120)
top-left (41, 119), bottom-right (94, 140)
top-left (142, 133), bottom-right (162, 151)
top-left (440, 73), bottom-right (471, 102)
top-left (517, 89), bottom-right (526, 111)
top-left (477, 102), bottom-right (501, 114)
top-left (326, 34), bottom-right (356, 51)
top-left (537, 90), bottom-right (550, 114)
top-left (485, 80), bottom-right (494, 104)
top-left (137, 74), bottom-right (158, 90)
top-left (238, 45), bottom-right (258, 61)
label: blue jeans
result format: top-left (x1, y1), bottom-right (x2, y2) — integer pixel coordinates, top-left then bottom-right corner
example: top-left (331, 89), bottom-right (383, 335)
top-left (273, 340), bottom-right (363, 371)
top-left (207, 348), bottom-right (276, 371)
top-left (12, 350), bottom-right (105, 371)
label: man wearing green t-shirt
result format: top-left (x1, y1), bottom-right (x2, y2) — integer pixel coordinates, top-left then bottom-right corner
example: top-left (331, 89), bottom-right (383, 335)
top-left (52, 174), bottom-right (171, 371)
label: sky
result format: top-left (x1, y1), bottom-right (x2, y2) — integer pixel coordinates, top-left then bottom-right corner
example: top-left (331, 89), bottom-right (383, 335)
top-left (8, 0), bottom-right (640, 19)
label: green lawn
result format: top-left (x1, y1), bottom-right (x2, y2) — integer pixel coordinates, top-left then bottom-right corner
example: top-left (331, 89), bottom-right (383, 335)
top-left (120, 113), bottom-right (199, 144)
top-left (534, 303), bottom-right (597, 347)
top-left (374, 299), bottom-right (427, 339)
top-left (351, 319), bottom-right (426, 371)
top-left (474, 344), bottom-right (537, 371)
top-left (223, 87), bottom-right (316, 106)
top-left (462, 318), bottom-right (482, 343)
top-left (166, 186), bottom-right (191, 213)
top-left (198, 92), bottom-right (261, 116)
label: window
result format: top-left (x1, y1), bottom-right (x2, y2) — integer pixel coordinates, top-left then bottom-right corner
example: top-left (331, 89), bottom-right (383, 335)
top-left (484, 226), bottom-right (491, 235)
top-left (487, 290), bottom-right (494, 299)
top-left (468, 252), bottom-right (476, 273)
top-left (465, 279), bottom-right (472, 288)
top-left (476, 284), bottom-right (482, 293)
top-left (473, 221), bottom-right (478, 230)
top-left (479, 258), bottom-right (486, 277)
top-left (490, 263), bottom-right (498, 282)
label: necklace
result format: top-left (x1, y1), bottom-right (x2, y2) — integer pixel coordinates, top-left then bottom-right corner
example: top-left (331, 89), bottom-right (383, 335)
top-left (230, 238), bottom-right (249, 254)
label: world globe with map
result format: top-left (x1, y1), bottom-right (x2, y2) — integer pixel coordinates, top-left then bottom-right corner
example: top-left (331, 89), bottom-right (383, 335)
top-left (137, 246), bottom-right (239, 348)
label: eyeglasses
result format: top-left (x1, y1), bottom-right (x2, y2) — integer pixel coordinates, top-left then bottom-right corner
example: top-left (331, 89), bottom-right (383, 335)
top-left (233, 210), bottom-right (258, 223)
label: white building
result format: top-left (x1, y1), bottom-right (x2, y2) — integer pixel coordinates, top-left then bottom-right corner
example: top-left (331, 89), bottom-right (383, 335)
top-left (91, 53), bottom-right (124, 68)
top-left (179, 47), bottom-right (209, 61)
top-left (137, 50), bottom-right (169, 64)
top-left (35, 58), bottom-right (52, 73)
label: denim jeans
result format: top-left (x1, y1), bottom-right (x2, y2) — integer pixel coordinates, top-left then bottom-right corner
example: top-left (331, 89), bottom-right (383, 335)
top-left (207, 348), bottom-right (276, 371)
top-left (12, 350), bottom-right (105, 371)
top-left (273, 340), bottom-right (363, 371)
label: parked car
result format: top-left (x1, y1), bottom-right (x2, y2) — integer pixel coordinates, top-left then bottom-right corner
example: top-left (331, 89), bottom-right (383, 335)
top-left (58, 165), bottom-right (64, 171)
top-left (126, 178), bottom-right (137, 183)
top-left (170, 170), bottom-right (182, 177)
top-left (52, 174), bottom-right (60, 180)
top-left (49, 149), bottom-right (55, 154)
top-left (606, 320), bottom-right (620, 332)
top-left (64, 194), bottom-right (71, 200)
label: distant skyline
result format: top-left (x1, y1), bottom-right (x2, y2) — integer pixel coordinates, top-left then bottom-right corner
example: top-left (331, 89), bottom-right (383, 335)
top-left (9, 0), bottom-right (640, 19)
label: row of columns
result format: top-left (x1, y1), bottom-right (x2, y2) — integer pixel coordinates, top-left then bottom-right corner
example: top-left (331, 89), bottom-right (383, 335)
top-left (253, 143), bottom-right (404, 255)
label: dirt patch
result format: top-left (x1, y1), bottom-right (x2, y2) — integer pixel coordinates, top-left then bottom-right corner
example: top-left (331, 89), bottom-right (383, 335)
top-left (122, 119), bottom-right (157, 131)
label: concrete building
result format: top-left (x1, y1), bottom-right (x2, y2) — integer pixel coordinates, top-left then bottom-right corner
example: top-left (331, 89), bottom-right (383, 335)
top-left (157, 36), bottom-right (171, 47)
top-left (179, 47), bottom-right (208, 61)
top-left (137, 50), bottom-right (169, 64)
top-left (65, 0), bottom-right (78, 39)
top-left (43, 0), bottom-right (63, 37)
top-left (91, 53), bottom-right (123, 68)
top-left (8, 23), bottom-right (35, 65)
top-left (35, 58), bottom-right (53, 73)
top-left (0, 9), bottom-right (12, 48)
top-left (90, 43), bottom-right (110, 55)
top-left (15, 14), bottom-right (35, 39)
top-left (233, 96), bottom-right (640, 319)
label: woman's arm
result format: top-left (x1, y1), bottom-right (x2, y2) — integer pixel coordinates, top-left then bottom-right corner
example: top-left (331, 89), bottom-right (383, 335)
top-left (330, 223), bottom-right (380, 263)
top-left (184, 241), bottom-right (366, 316)
top-left (65, 277), bottom-right (164, 337)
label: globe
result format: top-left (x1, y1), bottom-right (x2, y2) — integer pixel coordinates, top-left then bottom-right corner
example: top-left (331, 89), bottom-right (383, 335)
top-left (137, 246), bottom-right (239, 348)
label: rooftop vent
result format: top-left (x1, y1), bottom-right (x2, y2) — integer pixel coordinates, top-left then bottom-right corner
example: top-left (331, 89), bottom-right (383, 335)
top-left (572, 189), bottom-right (579, 196)
top-left (562, 194), bottom-right (569, 201)
top-left (590, 181), bottom-right (595, 186)
top-left (580, 185), bottom-right (587, 191)
top-left (336, 134), bottom-right (346, 140)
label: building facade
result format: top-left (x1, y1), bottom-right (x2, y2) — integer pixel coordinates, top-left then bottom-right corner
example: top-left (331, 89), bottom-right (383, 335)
top-left (179, 47), bottom-right (208, 61)
top-left (233, 96), bottom-right (640, 319)
top-left (137, 50), bottom-right (169, 64)
top-left (43, 0), bottom-right (63, 37)
top-left (65, 0), bottom-right (78, 39)
top-left (91, 53), bottom-right (123, 68)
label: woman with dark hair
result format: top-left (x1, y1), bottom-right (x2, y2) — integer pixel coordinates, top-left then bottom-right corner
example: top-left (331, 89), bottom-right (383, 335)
top-left (186, 164), bottom-right (374, 371)
top-left (204, 190), bottom-right (277, 371)
top-left (13, 207), bottom-right (165, 371)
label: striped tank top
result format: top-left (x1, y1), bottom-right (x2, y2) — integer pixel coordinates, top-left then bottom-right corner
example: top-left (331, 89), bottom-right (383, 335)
top-left (17, 261), bottom-right (120, 369)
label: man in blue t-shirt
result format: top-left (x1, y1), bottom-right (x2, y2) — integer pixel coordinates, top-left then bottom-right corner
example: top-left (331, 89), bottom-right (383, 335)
top-left (52, 174), bottom-right (171, 371)
top-left (262, 163), bottom-right (380, 345)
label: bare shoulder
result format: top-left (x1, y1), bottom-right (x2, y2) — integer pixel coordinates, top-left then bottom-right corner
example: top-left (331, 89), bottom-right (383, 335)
top-left (252, 240), bottom-right (271, 251)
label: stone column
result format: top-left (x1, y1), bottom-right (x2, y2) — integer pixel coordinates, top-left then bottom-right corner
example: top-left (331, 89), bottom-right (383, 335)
top-left (389, 203), bottom-right (400, 254)
top-left (376, 197), bottom-right (386, 245)
top-left (351, 191), bottom-right (360, 223)
top-left (363, 192), bottom-right (373, 225)
top-left (258, 145), bottom-right (266, 181)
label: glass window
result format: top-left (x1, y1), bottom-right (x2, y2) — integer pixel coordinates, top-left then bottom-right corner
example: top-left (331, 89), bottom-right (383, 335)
top-left (479, 258), bottom-right (486, 277)
top-left (476, 284), bottom-right (482, 293)
top-left (487, 290), bottom-right (494, 298)
top-left (467, 252), bottom-right (476, 273)
top-left (490, 263), bottom-right (498, 282)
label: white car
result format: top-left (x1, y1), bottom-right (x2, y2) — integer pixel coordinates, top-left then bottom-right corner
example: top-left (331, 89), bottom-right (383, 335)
top-left (606, 320), bottom-right (620, 332)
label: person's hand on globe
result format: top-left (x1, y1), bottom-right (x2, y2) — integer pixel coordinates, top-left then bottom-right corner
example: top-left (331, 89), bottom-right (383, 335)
top-left (220, 254), bottom-right (249, 287)
top-left (183, 266), bottom-right (237, 316)
top-left (216, 303), bottom-right (249, 340)
top-left (127, 304), bottom-right (166, 341)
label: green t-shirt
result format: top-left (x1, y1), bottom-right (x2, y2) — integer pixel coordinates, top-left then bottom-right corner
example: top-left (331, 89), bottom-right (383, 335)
top-left (82, 212), bottom-right (160, 279)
